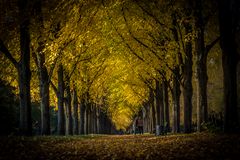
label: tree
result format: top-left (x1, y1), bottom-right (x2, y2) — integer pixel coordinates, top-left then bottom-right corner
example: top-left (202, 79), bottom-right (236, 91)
top-left (32, 0), bottom-right (51, 135)
top-left (0, 0), bottom-right (32, 136)
top-left (182, 5), bottom-right (193, 133)
top-left (193, 0), bottom-right (220, 132)
top-left (72, 86), bottom-right (79, 135)
top-left (218, 0), bottom-right (240, 132)
top-left (57, 64), bottom-right (65, 135)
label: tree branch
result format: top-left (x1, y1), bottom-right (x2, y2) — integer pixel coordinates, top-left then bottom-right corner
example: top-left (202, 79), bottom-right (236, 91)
top-left (50, 80), bottom-right (58, 96)
top-left (0, 39), bottom-right (19, 68)
top-left (205, 36), bottom-right (220, 55)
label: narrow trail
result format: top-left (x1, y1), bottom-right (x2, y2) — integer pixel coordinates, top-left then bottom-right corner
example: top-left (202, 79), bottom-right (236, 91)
top-left (0, 133), bottom-right (239, 160)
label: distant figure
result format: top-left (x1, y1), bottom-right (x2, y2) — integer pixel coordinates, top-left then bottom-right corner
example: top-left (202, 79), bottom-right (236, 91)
top-left (136, 116), bottom-right (143, 134)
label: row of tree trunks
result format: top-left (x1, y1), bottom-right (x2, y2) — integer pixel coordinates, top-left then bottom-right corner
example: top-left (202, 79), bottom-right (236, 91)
top-left (140, 83), bottom-right (171, 135)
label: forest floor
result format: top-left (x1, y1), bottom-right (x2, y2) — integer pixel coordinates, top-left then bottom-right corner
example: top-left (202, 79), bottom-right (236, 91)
top-left (0, 132), bottom-right (240, 160)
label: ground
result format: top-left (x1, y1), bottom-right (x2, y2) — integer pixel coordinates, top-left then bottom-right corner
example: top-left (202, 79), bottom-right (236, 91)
top-left (0, 132), bottom-right (239, 160)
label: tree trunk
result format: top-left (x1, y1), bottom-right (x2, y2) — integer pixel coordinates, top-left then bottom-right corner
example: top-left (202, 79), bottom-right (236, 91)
top-left (0, 0), bottom-right (32, 136)
top-left (85, 107), bottom-right (89, 134)
top-left (39, 67), bottom-right (50, 135)
top-left (65, 78), bottom-right (73, 135)
top-left (172, 67), bottom-right (181, 133)
top-left (219, 0), bottom-right (239, 133)
top-left (183, 17), bottom-right (193, 133)
top-left (163, 80), bottom-right (170, 132)
top-left (73, 87), bottom-right (79, 135)
top-left (155, 80), bottom-right (164, 135)
top-left (34, 0), bottom-right (50, 135)
top-left (171, 13), bottom-right (181, 133)
top-left (93, 105), bottom-right (97, 134)
top-left (96, 107), bottom-right (100, 134)
top-left (57, 64), bottom-right (65, 135)
top-left (18, 66), bottom-right (32, 136)
top-left (149, 88), bottom-right (156, 133)
top-left (18, 0), bottom-right (32, 136)
top-left (160, 83), bottom-right (164, 134)
top-left (155, 80), bottom-right (161, 128)
top-left (88, 106), bottom-right (92, 134)
top-left (194, 0), bottom-right (208, 132)
top-left (80, 98), bottom-right (86, 134)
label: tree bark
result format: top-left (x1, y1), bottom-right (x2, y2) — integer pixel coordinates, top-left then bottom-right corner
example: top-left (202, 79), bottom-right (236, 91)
top-left (0, 0), bottom-right (32, 135)
top-left (73, 87), bottom-right (79, 135)
top-left (171, 13), bottom-right (181, 133)
top-left (149, 88), bottom-right (156, 133)
top-left (18, 0), bottom-right (32, 136)
top-left (96, 107), bottom-right (100, 134)
top-left (155, 80), bottom-right (161, 128)
top-left (85, 106), bottom-right (89, 134)
top-left (33, 0), bottom-right (50, 135)
top-left (194, 0), bottom-right (208, 132)
top-left (163, 80), bottom-right (170, 132)
top-left (39, 67), bottom-right (50, 135)
top-left (87, 106), bottom-right (92, 134)
top-left (155, 80), bottom-right (164, 135)
top-left (80, 98), bottom-right (86, 134)
top-left (65, 78), bottom-right (73, 135)
top-left (218, 0), bottom-right (239, 132)
top-left (183, 16), bottom-right (193, 133)
top-left (172, 67), bottom-right (181, 133)
top-left (57, 64), bottom-right (65, 135)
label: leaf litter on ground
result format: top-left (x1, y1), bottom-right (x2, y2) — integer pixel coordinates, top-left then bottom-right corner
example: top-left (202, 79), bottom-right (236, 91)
top-left (0, 132), bottom-right (239, 160)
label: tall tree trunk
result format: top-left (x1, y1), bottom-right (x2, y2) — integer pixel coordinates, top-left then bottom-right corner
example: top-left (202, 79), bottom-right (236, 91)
top-left (172, 67), bottom-right (181, 133)
top-left (57, 64), bottom-right (65, 135)
top-left (33, 0), bottom-right (50, 135)
top-left (155, 80), bottom-right (164, 135)
top-left (85, 107), bottom-right (89, 134)
top-left (163, 80), bottom-right (170, 132)
top-left (183, 16), bottom-right (193, 133)
top-left (194, 0), bottom-right (208, 132)
top-left (155, 80), bottom-right (161, 128)
top-left (65, 78), bottom-right (73, 135)
top-left (160, 83), bottom-right (164, 134)
top-left (149, 88), bottom-right (156, 133)
top-left (73, 87), bottom-right (79, 135)
top-left (80, 98), bottom-right (86, 134)
top-left (219, 0), bottom-right (239, 132)
top-left (39, 67), bottom-right (50, 135)
top-left (88, 106), bottom-right (92, 134)
top-left (93, 105), bottom-right (97, 134)
top-left (18, 0), bottom-right (32, 136)
top-left (171, 13), bottom-right (181, 133)
top-left (96, 107), bottom-right (100, 134)
top-left (0, 0), bottom-right (32, 135)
